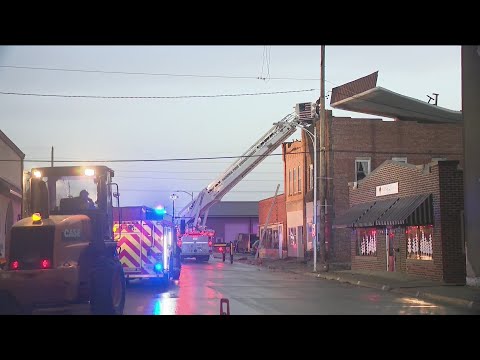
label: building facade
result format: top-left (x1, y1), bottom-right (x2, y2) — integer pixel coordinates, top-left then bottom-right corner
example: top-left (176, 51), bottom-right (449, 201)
top-left (335, 160), bottom-right (465, 283)
top-left (281, 111), bottom-right (463, 262)
top-left (283, 140), bottom-right (308, 258)
top-left (0, 130), bottom-right (25, 259)
top-left (258, 193), bottom-right (286, 258)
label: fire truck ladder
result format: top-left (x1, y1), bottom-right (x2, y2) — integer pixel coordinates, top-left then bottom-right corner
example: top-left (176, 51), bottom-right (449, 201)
top-left (178, 112), bottom-right (301, 230)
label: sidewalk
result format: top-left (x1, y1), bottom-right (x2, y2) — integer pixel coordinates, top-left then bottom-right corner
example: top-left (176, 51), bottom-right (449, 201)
top-left (234, 256), bottom-right (480, 312)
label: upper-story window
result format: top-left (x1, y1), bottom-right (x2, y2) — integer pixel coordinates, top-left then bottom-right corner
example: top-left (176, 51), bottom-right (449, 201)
top-left (293, 167), bottom-right (297, 194)
top-left (355, 158), bottom-right (371, 182)
top-left (298, 165), bottom-right (301, 193)
top-left (392, 157), bottom-right (407, 163)
top-left (289, 169), bottom-right (292, 196)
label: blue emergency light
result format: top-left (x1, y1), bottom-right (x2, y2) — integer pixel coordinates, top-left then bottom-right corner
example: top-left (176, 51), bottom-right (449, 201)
top-left (154, 263), bottom-right (163, 273)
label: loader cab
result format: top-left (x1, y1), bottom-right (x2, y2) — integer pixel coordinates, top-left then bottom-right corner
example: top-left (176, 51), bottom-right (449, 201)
top-left (28, 166), bottom-right (117, 243)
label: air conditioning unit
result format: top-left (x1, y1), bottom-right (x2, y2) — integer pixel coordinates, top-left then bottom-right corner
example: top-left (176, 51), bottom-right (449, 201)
top-left (295, 102), bottom-right (318, 121)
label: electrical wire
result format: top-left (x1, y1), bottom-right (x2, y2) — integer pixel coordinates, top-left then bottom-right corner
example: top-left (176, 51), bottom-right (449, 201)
top-left (0, 65), bottom-right (321, 81)
top-left (0, 88), bottom-right (316, 99)
top-left (116, 175), bottom-right (284, 182)
top-left (1, 148), bottom-right (461, 164)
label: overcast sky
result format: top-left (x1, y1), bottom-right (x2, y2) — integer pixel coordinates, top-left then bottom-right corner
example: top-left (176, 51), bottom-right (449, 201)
top-left (0, 46), bottom-right (461, 212)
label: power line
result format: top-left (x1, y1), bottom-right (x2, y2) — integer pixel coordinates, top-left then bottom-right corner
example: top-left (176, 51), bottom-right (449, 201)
top-left (115, 170), bottom-right (283, 174)
top-left (0, 65), bottom-right (320, 81)
top-left (0, 149), bottom-right (462, 164)
top-left (120, 189), bottom-right (280, 193)
top-left (116, 175), bottom-right (284, 182)
top-left (0, 88), bottom-right (316, 99)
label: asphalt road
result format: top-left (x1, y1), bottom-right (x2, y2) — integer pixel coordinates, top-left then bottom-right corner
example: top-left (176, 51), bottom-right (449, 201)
top-left (123, 257), bottom-right (478, 315)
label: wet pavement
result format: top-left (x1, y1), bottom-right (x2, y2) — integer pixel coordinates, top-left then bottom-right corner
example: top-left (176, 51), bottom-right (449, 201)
top-left (123, 257), bottom-right (478, 315)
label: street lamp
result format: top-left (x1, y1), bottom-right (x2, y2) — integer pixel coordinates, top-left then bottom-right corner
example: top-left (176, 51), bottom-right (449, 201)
top-left (175, 190), bottom-right (194, 202)
top-left (170, 193), bottom-right (179, 223)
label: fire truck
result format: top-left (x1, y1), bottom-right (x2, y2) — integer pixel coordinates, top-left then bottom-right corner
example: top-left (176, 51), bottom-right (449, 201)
top-left (177, 109), bottom-right (312, 258)
top-left (113, 206), bottom-right (180, 285)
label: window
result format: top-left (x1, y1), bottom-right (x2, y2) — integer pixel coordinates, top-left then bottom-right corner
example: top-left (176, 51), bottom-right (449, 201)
top-left (298, 165), bottom-right (301, 193)
top-left (293, 167), bottom-right (297, 194)
top-left (356, 228), bottom-right (377, 256)
top-left (355, 159), bottom-right (371, 182)
top-left (392, 157), bottom-right (407, 163)
top-left (309, 164), bottom-right (313, 190)
top-left (288, 227), bottom-right (296, 246)
top-left (289, 169), bottom-right (292, 196)
top-left (406, 225), bottom-right (433, 260)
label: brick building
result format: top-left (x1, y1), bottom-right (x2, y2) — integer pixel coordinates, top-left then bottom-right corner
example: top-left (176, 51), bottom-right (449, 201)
top-left (258, 193), bottom-right (286, 258)
top-left (334, 160), bottom-right (465, 284)
top-left (283, 140), bottom-right (309, 258)
top-left (281, 112), bottom-right (463, 263)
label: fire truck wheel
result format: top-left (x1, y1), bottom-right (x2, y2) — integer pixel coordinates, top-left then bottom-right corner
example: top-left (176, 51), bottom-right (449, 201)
top-left (90, 257), bottom-right (126, 315)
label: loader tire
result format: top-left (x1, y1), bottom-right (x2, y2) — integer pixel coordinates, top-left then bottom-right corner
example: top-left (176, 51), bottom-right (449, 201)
top-left (90, 257), bottom-right (126, 315)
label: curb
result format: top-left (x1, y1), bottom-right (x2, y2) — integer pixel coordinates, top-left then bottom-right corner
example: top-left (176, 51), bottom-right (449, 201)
top-left (246, 261), bottom-right (480, 312)
top-left (312, 272), bottom-right (480, 312)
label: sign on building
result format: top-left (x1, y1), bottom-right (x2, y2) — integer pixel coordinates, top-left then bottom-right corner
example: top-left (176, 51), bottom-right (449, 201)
top-left (376, 182), bottom-right (399, 197)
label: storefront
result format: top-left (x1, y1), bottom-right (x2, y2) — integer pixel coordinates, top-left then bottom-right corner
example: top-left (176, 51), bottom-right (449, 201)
top-left (334, 160), bottom-right (465, 284)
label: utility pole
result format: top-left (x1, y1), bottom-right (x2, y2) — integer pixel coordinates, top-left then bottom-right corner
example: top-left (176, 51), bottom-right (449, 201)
top-left (51, 146), bottom-right (54, 167)
top-left (319, 45), bottom-right (328, 271)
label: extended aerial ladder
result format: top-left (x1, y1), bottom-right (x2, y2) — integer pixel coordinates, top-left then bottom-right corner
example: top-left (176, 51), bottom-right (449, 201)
top-left (178, 111), bottom-right (306, 231)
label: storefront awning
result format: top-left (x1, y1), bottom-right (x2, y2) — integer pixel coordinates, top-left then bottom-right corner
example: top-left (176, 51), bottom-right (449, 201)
top-left (376, 194), bottom-right (433, 226)
top-left (333, 201), bottom-right (375, 228)
top-left (355, 198), bottom-right (398, 228)
top-left (0, 177), bottom-right (22, 201)
top-left (334, 193), bottom-right (434, 229)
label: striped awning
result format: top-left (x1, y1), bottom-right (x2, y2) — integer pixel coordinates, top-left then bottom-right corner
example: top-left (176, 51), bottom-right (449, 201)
top-left (333, 201), bottom-right (375, 228)
top-left (334, 193), bottom-right (434, 229)
top-left (376, 194), bottom-right (433, 226)
top-left (355, 198), bottom-right (398, 228)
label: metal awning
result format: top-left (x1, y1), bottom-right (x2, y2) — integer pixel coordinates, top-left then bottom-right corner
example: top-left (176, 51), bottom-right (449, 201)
top-left (330, 72), bottom-right (463, 124)
top-left (0, 177), bottom-right (22, 201)
top-left (376, 194), bottom-right (433, 226)
top-left (355, 198), bottom-right (398, 228)
top-left (333, 201), bottom-right (375, 228)
top-left (334, 193), bottom-right (434, 229)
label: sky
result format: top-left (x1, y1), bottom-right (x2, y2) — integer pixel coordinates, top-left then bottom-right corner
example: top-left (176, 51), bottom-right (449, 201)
top-left (0, 46), bottom-right (461, 213)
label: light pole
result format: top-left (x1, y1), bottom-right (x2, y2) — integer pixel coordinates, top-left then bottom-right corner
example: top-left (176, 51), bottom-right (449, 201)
top-left (170, 193), bottom-right (178, 223)
top-left (175, 190), bottom-right (194, 202)
top-left (298, 125), bottom-right (318, 273)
